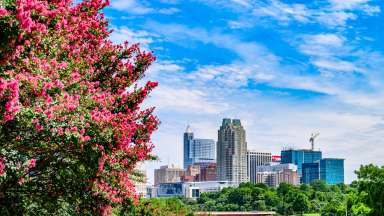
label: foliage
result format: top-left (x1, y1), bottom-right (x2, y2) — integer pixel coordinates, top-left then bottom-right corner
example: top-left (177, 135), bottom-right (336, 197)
top-left (0, 0), bottom-right (158, 215)
top-left (113, 198), bottom-right (195, 216)
top-left (354, 164), bottom-right (384, 216)
top-left (190, 175), bottom-right (377, 216)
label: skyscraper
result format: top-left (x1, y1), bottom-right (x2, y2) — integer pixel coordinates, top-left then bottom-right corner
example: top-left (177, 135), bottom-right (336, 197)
top-left (183, 126), bottom-right (215, 169)
top-left (217, 118), bottom-right (248, 184)
top-left (247, 151), bottom-right (272, 183)
top-left (183, 126), bottom-right (194, 169)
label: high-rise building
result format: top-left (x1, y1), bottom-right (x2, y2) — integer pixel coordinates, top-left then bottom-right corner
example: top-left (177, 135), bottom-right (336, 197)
top-left (247, 151), bottom-right (272, 183)
top-left (184, 126), bottom-right (194, 169)
top-left (281, 148), bottom-right (322, 181)
top-left (320, 158), bottom-right (344, 185)
top-left (301, 158), bottom-right (344, 185)
top-left (254, 164), bottom-right (299, 187)
top-left (154, 164), bottom-right (185, 186)
top-left (217, 118), bottom-right (248, 184)
top-left (183, 126), bottom-right (215, 169)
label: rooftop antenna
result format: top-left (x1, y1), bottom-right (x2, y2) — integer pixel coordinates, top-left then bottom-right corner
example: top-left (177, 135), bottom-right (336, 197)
top-left (309, 132), bottom-right (320, 150)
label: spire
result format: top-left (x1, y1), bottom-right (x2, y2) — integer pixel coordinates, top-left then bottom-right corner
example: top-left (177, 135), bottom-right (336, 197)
top-left (185, 125), bottom-right (192, 133)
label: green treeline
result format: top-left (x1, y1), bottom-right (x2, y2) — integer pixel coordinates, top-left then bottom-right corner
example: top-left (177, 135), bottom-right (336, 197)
top-left (191, 164), bottom-right (383, 215)
top-left (119, 164), bottom-right (383, 216)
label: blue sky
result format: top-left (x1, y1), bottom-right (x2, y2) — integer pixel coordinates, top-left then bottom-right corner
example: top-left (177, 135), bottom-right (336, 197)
top-left (104, 0), bottom-right (384, 184)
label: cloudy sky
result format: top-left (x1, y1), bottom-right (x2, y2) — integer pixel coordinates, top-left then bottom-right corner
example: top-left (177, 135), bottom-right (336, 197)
top-left (104, 0), bottom-right (384, 184)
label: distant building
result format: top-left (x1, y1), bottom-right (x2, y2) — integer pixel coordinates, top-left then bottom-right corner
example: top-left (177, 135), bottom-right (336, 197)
top-left (133, 163), bottom-right (148, 198)
top-left (198, 162), bottom-right (218, 181)
top-left (254, 164), bottom-right (299, 187)
top-left (181, 163), bottom-right (218, 182)
top-left (183, 126), bottom-right (215, 169)
top-left (302, 158), bottom-right (344, 185)
top-left (281, 148), bottom-right (322, 181)
top-left (156, 181), bottom-right (237, 199)
top-left (184, 126), bottom-right (194, 169)
top-left (217, 119), bottom-right (248, 184)
top-left (302, 162), bottom-right (320, 184)
top-left (247, 151), bottom-right (272, 183)
top-left (181, 164), bottom-right (201, 182)
top-left (320, 158), bottom-right (344, 185)
top-left (154, 164), bottom-right (185, 186)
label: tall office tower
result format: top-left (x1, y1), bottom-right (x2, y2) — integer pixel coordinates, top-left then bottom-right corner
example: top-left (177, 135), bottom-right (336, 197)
top-left (281, 148), bottom-right (322, 181)
top-left (154, 165), bottom-right (185, 186)
top-left (320, 158), bottom-right (344, 185)
top-left (183, 126), bottom-right (215, 169)
top-left (217, 118), bottom-right (248, 184)
top-left (247, 151), bottom-right (272, 183)
top-left (184, 126), bottom-right (194, 169)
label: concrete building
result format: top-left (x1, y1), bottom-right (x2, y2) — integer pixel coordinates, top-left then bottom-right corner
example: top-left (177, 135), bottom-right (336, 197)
top-left (184, 126), bottom-right (215, 169)
top-left (198, 162), bottom-right (218, 181)
top-left (281, 148), bottom-right (322, 182)
top-left (302, 158), bottom-right (345, 185)
top-left (156, 181), bottom-right (237, 199)
top-left (154, 164), bottom-right (185, 186)
top-left (217, 119), bottom-right (248, 184)
top-left (247, 151), bottom-right (272, 183)
top-left (254, 164), bottom-right (299, 187)
top-left (133, 164), bottom-right (148, 198)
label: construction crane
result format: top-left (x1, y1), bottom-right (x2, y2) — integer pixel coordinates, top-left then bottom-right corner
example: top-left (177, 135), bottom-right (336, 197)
top-left (309, 132), bottom-right (320, 150)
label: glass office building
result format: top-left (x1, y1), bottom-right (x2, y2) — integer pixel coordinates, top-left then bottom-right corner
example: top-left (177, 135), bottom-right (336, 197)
top-left (302, 162), bottom-right (320, 184)
top-left (183, 126), bottom-right (215, 169)
top-left (301, 158), bottom-right (344, 185)
top-left (281, 149), bottom-right (322, 181)
top-left (320, 158), bottom-right (344, 185)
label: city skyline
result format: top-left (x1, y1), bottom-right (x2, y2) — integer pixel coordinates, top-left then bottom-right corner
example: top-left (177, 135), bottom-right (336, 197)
top-left (103, 0), bottom-right (384, 185)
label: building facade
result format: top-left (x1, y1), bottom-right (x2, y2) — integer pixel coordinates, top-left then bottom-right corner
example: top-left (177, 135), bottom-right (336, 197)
top-left (301, 158), bottom-right (344, 185)
top-left (184, 126), bottom-right (215, 169)
top-left (184, 126), bottom-right (194, 169)
top-left (199, 163), bottom-right (218, 181)
top-left (281, 149), bottom-right (322, 181)
top-left (253, 163), bottom-right (299, 187)
top-left (154, 165), bottom-right (185, 186)
top-left (302, 162), bottom-right (320, 184)
top-left (247, 151), bottom-right (272, 183)
top-left (156, 181), bottom-right (237, 199)
top-left (217, 119), bottom-right (248, 184)
top-left (320, 158), bottom-right (344, 185)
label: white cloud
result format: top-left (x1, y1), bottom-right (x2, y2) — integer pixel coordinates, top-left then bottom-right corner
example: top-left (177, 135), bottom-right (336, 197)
top-left (148, 86), bottom-right (228, 114)
top-left (110, 26), bottom-right (155, 49)
top-left (313, 59), bottom-right (358, 72)
top-left (231, 0), bottom-right (251, 7)
top-left (250, 0), bottom-right (380, 28)
top-left (253, 0), bottom-right (311, 24)
top-left (110, 0), bottom-right (154, 14)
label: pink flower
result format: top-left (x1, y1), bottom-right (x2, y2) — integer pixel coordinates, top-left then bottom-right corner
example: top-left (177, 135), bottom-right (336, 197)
top-left (0, 8), bottom-right (9, 17)
top-left (28, 159), bottom-right (37, 169)
top-left (0, 157), bottom-right (6, 175)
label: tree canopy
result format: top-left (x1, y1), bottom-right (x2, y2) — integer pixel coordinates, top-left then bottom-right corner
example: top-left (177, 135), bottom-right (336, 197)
top-left (0, 0), bottom-right (158, 215)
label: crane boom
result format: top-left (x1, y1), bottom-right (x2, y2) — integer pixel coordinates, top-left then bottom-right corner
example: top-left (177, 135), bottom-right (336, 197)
top-left (309, 132), bottom-right (320, 150)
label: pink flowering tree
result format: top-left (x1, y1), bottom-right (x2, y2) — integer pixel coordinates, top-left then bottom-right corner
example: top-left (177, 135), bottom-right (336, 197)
top-left (0, 0), bottom-right (158, 215)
